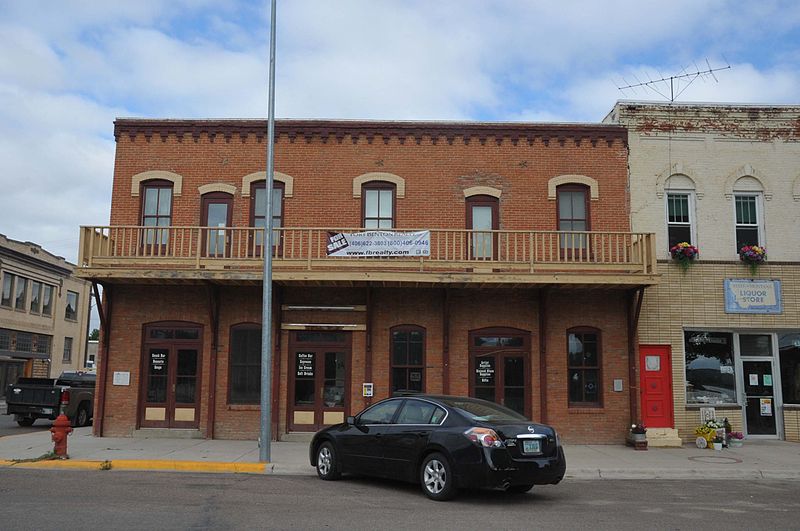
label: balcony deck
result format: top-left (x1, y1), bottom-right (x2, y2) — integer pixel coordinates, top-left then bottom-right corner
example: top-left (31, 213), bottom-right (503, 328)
top-left (77, 226), bottom-right (659, 288)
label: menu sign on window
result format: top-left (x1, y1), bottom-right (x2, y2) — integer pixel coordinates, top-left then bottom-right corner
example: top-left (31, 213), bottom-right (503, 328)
top-left (296, 352), bottom-right (315, 377)
top-left (476, 359), bottom-right (495, 385)
top-left (150, 351), bottom-right (167, 372)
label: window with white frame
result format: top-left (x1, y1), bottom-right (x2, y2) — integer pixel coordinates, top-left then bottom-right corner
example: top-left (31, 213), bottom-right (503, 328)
top-left (734, 193), bottom-right (761, 252)
top-left (666, 192), bottom-right (694, 249)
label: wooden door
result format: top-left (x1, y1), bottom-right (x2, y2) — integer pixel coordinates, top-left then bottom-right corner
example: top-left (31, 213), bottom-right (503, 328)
top-left (201, 193), bottom-right (233, 257)
top-left (639, 344), bottom-right (674, 428)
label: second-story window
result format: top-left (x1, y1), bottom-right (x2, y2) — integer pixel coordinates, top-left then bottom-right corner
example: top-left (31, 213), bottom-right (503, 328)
top-left (735, 194), bottom-right (761, 251)
top-left (466, 195), bottom-right (498, 259)
top-left (667, 192), bottom-right (694, 248)
top-left (14, 277), bottom-right (27, 311)
top-left (1, 273), bottom-right (12, 308)
top-left (65, 291), bottom-right (78, 321)
top-left (557, 184), bottom-right (589, 253)
top-left (141, 180), bottom-right (173, 246)
top-left (362, 182), bottom-right (395, 229)
top-left (41, 285), bottom-right (54, 317)
top-left (29, 281), bottom-right (41, 314)
top-left (251, 181), bottom-right (284, 251)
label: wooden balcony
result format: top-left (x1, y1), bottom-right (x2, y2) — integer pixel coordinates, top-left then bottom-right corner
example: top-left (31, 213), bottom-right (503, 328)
top-left (77, 226), bottom-right (659, 287)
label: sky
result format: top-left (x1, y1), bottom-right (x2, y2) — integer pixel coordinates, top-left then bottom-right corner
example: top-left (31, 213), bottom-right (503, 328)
top-left (2, 0), bottom-right (800, 265)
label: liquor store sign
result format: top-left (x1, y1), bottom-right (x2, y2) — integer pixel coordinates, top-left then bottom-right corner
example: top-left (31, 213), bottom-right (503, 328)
top-left (724, 279), bottom-right (782, 314)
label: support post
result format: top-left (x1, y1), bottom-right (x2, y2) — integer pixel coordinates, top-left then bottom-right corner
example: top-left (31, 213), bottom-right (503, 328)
top-left (538, 288), bottom-right (548, 423)
top-left (628, 287), bottom-right (645, 426)
top-left (206, 282), bottom-right (220, 439)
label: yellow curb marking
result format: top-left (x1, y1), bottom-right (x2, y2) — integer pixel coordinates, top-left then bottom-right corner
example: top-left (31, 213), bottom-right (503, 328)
top-left (3, 459), bottom-right (267, 474)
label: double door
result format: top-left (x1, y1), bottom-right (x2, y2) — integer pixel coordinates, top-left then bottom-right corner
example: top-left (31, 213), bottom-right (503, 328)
top-left (140, 344), bottom-right (201, 428)
top-left (290, 345), bottom-right (349, 432)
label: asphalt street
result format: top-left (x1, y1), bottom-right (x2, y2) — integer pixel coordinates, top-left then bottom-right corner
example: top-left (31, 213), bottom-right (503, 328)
top-left (1, 470), bottom-right (797, 530)
top-left (0, 409), bottom-right (54, 437)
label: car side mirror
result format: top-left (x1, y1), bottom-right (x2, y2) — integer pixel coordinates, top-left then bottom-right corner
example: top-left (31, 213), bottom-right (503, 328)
top-left (346, 416), bottom-right (355, 426)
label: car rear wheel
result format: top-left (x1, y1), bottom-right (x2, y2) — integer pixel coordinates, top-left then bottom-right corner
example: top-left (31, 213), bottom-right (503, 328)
top-left (506, 484), bottom-right (534, 494)
top-left (420, 452), bottom-right (456, 501)
top-left (16, 417), bottom-right (35, 427)
top-left (74, 405), bottom-right (90, 427)
top-left (316, 442), bottom-right (341, 481)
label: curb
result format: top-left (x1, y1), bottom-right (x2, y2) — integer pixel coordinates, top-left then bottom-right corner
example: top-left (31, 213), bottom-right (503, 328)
top-left (0, 459), bottom-right (268, 474)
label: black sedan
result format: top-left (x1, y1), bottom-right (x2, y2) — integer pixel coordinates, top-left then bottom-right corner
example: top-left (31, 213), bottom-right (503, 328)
top-left (309, 394), bottom-right (566, 500)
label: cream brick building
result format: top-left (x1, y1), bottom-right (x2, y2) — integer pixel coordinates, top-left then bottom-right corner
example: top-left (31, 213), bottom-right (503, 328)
top-left (606, 102), bottom-right (800, 443)
top-left (0, 234), bottom-right (92, 395)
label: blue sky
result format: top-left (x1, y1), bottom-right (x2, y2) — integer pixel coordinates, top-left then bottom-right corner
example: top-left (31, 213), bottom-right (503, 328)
top-left (2, 0), bottom-right (800, 264)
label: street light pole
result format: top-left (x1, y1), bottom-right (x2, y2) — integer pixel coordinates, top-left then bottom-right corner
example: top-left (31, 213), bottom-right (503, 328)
top-left (259, 0), bottom-right (277, 463)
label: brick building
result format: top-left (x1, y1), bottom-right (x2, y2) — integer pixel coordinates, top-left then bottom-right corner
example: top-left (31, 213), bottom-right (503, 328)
top-left (606, 102), bottom-right (800, 443)
top-left (1, 234), bottom-right (92, 396)
top-left (79, 119), bottom-right (658, 442)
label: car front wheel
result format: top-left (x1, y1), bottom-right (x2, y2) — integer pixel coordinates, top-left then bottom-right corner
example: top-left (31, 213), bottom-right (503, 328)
top-left (420, 452), bottom-right (456, 501)
top-left (316, 442), bottom-right (341, 480)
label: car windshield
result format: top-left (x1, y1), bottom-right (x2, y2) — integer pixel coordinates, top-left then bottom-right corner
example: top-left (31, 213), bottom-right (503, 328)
top-left (439, 397), bottom-right (527, 423)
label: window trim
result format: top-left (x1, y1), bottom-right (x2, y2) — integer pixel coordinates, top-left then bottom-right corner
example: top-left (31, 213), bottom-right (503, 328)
top-left (665, 190), bottom-right (696, 251)
top-left (733, 192), bottom-right (764, 255)
top-left (389, 324), bottom-right (426, 394)
top-left (567, 326), bottom-right (603, 407)
top-left (227, 322), bottom-right (262, 405)
top-left (361, 181), bottom-right (396, 229)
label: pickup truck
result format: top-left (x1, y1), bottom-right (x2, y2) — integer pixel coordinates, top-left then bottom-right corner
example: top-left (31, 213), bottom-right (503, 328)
top-left (6, 371), bottom-right (96, 427)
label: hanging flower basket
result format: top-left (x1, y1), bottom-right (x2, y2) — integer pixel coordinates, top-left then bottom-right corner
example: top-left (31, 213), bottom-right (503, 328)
top-left (670, 242), bottom-right (699, 272)
top-left (739, 245), bottom-right (766, 276)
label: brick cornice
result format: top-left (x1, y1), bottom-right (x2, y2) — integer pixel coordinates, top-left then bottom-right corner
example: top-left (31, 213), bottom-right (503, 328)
top-left (113, 118), bottom-right (627, 147)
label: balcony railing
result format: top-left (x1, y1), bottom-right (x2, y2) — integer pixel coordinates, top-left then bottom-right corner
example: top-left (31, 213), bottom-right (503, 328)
top-left (78, 226), bottom-right (657, 280)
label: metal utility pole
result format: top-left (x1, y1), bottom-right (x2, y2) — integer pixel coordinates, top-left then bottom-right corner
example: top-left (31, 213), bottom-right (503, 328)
top-left (260, 0), bottom-right (277, 463)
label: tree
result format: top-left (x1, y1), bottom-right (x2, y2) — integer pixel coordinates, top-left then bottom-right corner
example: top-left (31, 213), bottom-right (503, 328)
top-left (89, 328), bottom-right (100, 341)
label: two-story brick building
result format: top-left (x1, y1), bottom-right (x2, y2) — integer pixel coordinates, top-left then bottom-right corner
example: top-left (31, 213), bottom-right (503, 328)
top-left (79, 119), bottom-right (658, 443)
top-left (607, 102), bottom-right (800, 444)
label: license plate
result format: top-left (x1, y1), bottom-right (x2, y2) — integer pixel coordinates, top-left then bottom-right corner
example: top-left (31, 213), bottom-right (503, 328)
top-left (522, 439), bottom-right (541, 454)
top-left (42, 408), bottom-right (53, 415)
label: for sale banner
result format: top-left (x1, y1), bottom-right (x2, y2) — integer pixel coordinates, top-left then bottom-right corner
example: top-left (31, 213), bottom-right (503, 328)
top-left (326, 230), bottom-right (430, 257)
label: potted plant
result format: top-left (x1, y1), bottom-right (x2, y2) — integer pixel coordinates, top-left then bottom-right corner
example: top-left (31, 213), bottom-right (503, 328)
top-left (739, 245), bottom-right (767, 275)
top-left (694, 419), bottom-right (724, 448)
top-left (712, 435), bottom-right (724, 451)
top-left (670, 242), bottom-right (699, 272)
top-left (627, 422), bottom-right (648, 450)
top-left (728, 431), bottom-right (744, 448)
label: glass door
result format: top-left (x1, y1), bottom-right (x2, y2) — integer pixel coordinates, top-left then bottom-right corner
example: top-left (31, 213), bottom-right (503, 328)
top-left (467, 196), bottom-right (498, 260)
top-left (742, 360), bottom-right (777, 436)
top-left (201, 193), bottom-right (232, 257)
top-left (472, 353), bottom-right (528, 417)
top-left (141, 344), bottom-right (201, 429)
top-left (290, 348), bottom-right (348, 431)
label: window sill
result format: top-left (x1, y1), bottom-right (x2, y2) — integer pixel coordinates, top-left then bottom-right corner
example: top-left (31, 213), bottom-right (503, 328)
top-left (783, 404), bottom-right (800, 409)
top-left (227, 404), bottom-right (260, 411)
top-left (568, 407), bottom-right (604, 414)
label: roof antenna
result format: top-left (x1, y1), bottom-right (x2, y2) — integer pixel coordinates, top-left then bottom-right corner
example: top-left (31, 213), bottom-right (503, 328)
top-left (616, 59), bottom-right (731, 102)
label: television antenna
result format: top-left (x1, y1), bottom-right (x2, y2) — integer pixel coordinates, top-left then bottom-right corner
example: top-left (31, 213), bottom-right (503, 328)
top-left (616, 59), bottom-right (731, 102)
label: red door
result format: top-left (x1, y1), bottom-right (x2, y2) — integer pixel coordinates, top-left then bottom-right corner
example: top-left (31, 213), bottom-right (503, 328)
top-left (639, 345), bottom-right (674, 428)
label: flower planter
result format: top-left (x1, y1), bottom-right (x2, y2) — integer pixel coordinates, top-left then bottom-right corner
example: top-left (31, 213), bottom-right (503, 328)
top-left (712, 442), bottom-right (723, 451)
top-left (729, 439), bottom-right (743, 448)
top-left (626, 432), bottom-right (648, 450)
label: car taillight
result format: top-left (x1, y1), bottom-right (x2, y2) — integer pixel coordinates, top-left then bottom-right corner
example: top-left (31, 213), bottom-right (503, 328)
top-left (464, 427), bottom-right (502, 448)
top-left (60, 390), bottom-right (70, 405)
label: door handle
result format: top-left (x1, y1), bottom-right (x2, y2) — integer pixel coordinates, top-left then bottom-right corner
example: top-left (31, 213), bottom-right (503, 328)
top-left (375, 432), bottom-right (382, 438)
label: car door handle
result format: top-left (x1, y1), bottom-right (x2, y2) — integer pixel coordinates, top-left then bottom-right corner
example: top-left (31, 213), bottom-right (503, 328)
top-left (375, 432), bottom-right (382, 438)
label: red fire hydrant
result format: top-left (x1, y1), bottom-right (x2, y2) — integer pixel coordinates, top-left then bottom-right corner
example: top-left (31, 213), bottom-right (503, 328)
top-left (50, 414), bottom-right (73, 459)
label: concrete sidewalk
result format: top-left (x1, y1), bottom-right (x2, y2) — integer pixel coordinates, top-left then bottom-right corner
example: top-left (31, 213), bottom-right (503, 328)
top-left (1, 427), bottom-right (799, 479)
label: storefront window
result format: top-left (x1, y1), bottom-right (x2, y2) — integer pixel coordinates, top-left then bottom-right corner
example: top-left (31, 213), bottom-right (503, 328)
top-left (779, 333), bottom-right (800, 405)
top-left (684, 331), bottom-right (736, 404)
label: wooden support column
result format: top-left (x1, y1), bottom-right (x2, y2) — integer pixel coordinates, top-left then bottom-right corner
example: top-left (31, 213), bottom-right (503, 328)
top-left (92, 282), bottom-right (111, 437)
top-left (628, 287), bottom-right (645, 425)
top-left (365, 287), bottom-right (373, 405)
top-left (206, 282), bottom-right (220, 439)
top-left (442, 288), bottom-right (450, 395)
top-left (538, 288), bottom-right (548, 424)
top-left (271, 285), bottom-right (283, 440)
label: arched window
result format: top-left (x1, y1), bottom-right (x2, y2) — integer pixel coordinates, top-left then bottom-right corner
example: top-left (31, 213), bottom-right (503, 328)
top-left (250, 180), bottom-right (285, 251)
top-left (466, 194), bottom-right (498, 259)
top-left (140, 179), bottom-right (173, 246)
top-left (362, 181), bottom-right (395, 229)
top-left (228, 323), bottom-right (262, 404)
top-left (390, 325), bottom-right (425, 393)
top-left (567, 327), bottom-right (602, 406)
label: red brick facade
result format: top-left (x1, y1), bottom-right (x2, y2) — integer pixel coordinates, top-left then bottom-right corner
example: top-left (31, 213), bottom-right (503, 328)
top-left (94, 119), bottom-right (643, 443)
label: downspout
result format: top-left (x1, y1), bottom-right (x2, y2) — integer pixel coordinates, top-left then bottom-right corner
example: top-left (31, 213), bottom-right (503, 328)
top-left (628, 287), bottom-right (645, 425)
top-left (206, 283), bottom-right (220, 439)
top-left (93, 282), bottom-right (111, 437)
top-left (442, 288), bottom-right (450, 394)
top-left (538, 288), bottom-right (548, 423)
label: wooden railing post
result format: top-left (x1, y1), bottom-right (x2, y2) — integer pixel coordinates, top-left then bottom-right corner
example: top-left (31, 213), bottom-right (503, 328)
top-left (195, 227), bottom-right (202, 268)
